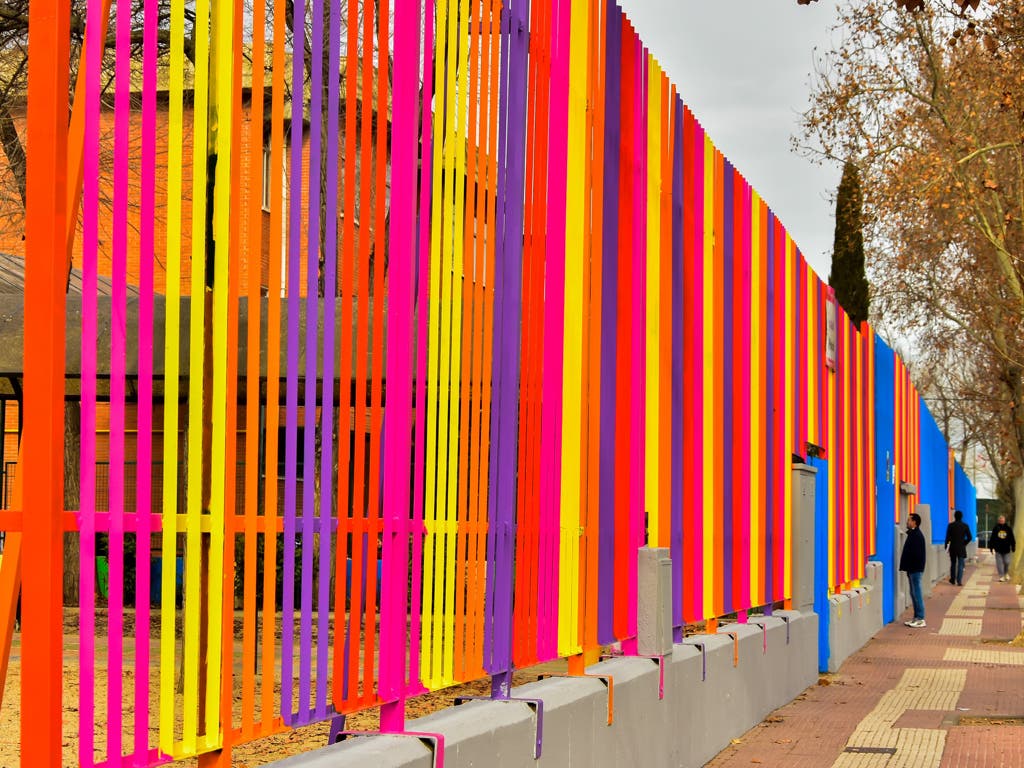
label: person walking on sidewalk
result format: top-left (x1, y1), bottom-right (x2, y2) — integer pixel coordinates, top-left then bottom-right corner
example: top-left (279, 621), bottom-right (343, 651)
top-left (900, 512), bottom-right (927, 628)
top-left (944, 510), bottom-right (972, 586)
top-left (989, 515), bottom-right (1016, 582)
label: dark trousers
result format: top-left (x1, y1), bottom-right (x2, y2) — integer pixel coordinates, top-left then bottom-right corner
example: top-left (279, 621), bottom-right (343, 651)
top-left (949, 554), bottom-right (965, 585)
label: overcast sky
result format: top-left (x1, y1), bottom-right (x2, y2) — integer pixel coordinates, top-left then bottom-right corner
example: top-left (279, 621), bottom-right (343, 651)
top-left (619, 0), bottom-right (842, 280)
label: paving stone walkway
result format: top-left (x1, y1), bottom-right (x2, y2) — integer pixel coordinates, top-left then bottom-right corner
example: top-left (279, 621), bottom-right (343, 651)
top-left (707, 554), bottom-right (1024, 768)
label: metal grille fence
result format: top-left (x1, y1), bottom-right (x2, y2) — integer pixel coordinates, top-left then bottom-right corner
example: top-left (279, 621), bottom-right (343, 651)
top-left (6, 0), bottom-right (976, 766)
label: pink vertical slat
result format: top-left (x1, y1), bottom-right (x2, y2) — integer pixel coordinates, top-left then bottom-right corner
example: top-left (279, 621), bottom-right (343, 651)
top-left (134, 0), bottom-right (158, 756)
top-left (78, 0), bottom-right (104, 759)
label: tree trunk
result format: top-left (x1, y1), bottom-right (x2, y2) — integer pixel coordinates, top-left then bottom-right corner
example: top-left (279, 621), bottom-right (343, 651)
top-left (0, 106), bottom-right (26, 209)
top-left (63, 401), bottom-right (81, 606)
top-left (1006, 365), bottom-right (1024, 588)
top-left (1012, 474), bottom-right (1024, 587)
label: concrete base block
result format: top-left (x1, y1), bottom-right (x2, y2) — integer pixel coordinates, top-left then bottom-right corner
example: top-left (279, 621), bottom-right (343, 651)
top-left (267, 613), bottom-right (820, 768)
top-left (827, 581), bottom-right (883, 673)
top-left (267, 734), bottom-right (434, 768)
top-left (637, 547), bottom-right (674, 656)
top-left (923, 544), bottom-right (945, 596)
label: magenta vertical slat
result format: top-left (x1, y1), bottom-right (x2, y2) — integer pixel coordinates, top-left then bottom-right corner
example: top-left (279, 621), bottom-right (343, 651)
top-left (692, 119), bottom-right (706, 619)
top-left (408, 0), bottom-right (434, 692)
top-left (537, 0), bottom-right (570, 660)
top-left (379, 0), bottom-right (419, 728)
top-left (134, 0), bottom-right (158, 755)
top-left (78, 0), bottom-right (103, 758)
top-left (625, 36), bottom-right (647, 650)
top-left (737, 178), bottom-right (752, 612)
top-left (106, 0), bottom-right (132, 753)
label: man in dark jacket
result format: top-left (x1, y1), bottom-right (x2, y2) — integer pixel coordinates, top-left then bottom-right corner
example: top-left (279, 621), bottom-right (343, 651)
top-left (944, 510), bottom-right (972, 586)
top-left (899, 512), bottom-right (927, 627)
top-left (990, 515), bottom-right (1016, 582)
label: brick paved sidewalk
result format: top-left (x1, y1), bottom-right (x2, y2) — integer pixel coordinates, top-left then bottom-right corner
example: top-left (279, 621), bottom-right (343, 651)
top-left (706, 555), bottom-right (1024, 768)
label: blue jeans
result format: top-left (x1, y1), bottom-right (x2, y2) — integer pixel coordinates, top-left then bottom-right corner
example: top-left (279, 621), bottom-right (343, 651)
top-left (949, 555), bottom-right (965, 585)
top-left (908, 571), bottom-right (924, 620)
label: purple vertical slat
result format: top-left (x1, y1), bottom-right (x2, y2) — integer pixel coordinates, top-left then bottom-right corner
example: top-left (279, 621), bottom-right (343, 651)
top-left (315, 0), bottom-right (342, 720)
top-left (485, 0), bottom-right (530, 692)
top-left (597, 0), bottom-right (621, 645)
top-left (764, 211), bottom-right (776, 604)
top-left (536, 0), bottom-right (570, 661)
top-left (670, 94), bottom-right (684, 634)
top-left (282, 0), bottom-right (306, 726)
top-left (296, 0), bottom-right (325, 723)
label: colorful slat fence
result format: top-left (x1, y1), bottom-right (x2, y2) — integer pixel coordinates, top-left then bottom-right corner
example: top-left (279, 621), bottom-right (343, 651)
top-left (5, 0), bottom-right (974, 766)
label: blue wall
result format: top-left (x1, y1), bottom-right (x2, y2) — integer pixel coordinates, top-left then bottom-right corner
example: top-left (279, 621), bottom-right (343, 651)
top-left (871, 338), bottom-right (896, 625)
top-left (954, 462), bottom-right (978, 539)
top-left (918, 399), bottom-right (951, 544)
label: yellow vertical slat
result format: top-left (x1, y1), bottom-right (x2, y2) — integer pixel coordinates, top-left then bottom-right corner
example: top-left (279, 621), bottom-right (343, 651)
top-left (783, 236), bottom-right (795, 599)
top-left (420, 0), bottom-right (449, 688)
top-left (203, 0), bottom-right (235, 744)
top-left (844, 321), bottom-right (852, 583)
top-left (181, 0), bottom-right (211, 751)
top-left (807, 264), bottom-right (817, 445)
top-left (159, 0), bottom-right (186, 751)
top-left (423, 0), bottom-right (459, 689)
top-left (748, 192), bottom-right (762, 604)
top-left (441, 0), bottom-right (471, 685)
top-left (701, 135), bottom-right (715, 617)
top-left (644, 56), bottom-right (662, 548)
top-left (828, 339), bottom-right (837, 590)
top-left (558, 0), bottom-right (590, 656)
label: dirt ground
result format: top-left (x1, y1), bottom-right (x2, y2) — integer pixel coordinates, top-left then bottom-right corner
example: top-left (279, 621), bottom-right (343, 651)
top-left (0, 609), bottom-right (565, 768)
top-left (0, 605), bottom-right (720, 767)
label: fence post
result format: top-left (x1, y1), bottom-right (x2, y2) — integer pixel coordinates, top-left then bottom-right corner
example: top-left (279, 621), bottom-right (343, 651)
top-left (22, 0), bottom-right (71, 762)
top-left (637, 547), bottom-right (673, 657)
top-left (791, 463), bottom-right (817, 615)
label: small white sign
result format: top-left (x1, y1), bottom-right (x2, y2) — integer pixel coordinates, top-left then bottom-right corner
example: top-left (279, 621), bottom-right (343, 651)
top-left (825, 287), bottom-right (837, 370)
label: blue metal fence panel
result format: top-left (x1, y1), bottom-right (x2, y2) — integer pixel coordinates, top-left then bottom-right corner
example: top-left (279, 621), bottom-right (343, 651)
top-left (871, 338), bottom-right (896, 624)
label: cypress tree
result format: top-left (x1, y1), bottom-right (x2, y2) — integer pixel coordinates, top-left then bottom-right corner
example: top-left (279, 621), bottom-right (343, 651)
top-left (828, 160), bottom-right (869, 326)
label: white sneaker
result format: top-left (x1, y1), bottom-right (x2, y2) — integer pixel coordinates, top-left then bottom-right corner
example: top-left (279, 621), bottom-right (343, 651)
top-left (910, 619), bottom-right (926, 628)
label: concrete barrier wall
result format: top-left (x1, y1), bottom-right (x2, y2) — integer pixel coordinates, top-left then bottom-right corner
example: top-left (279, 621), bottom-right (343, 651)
top-left (266, 612), bottom-right (819, 768)
top-left (928, 544), bottom-right (946, 591)
top-left (826, 561), bottom-right (884, 673)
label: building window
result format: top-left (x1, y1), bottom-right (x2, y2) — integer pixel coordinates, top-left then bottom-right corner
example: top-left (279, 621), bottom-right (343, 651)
top-left (262, 148), bottom-right (272, 212)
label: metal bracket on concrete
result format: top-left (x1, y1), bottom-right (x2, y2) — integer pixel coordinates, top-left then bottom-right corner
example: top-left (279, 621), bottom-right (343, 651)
top-left (602, 653), bottom-right (666, 700)
top-left (718, 631), bottom-right (740, 667)
top-left (332, 728), bottom-right (446, 768)
top-left (453, 695), bottom-right (544, 758)
top-left (643, 655), bottom-right (667, 699)
top-left (776, 612), bottom-right (792, 644)
top-left (328, 715), bottom-right (347, 745)
top-left (747, 619), bottom-right (768, 654)
top-left (539, 672), bottom-right (615, 725)
top-left (686, 640), bottom-right (709, 681)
